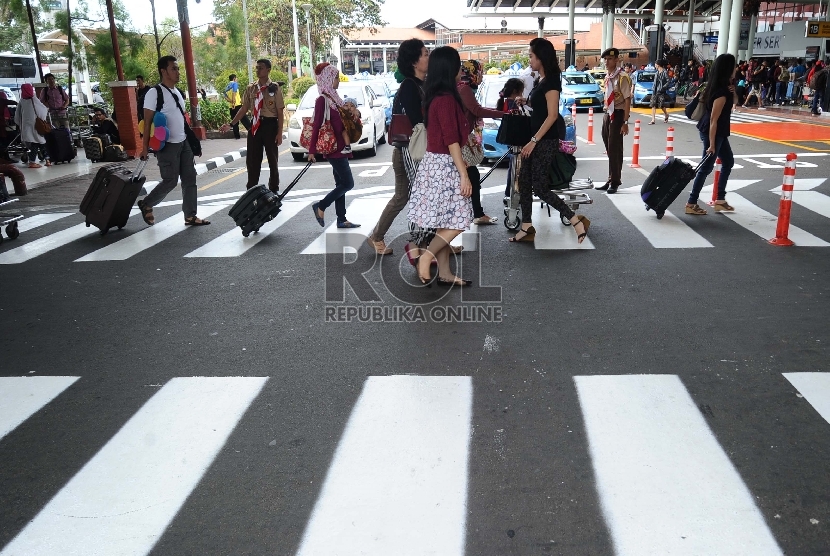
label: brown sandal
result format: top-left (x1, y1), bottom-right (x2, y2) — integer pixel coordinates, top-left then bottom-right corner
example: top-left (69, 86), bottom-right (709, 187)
top-left (509, 226), bottom-right (536, 242)
top-left (184, 216), bottom-right (211, 226)
top-left (137, 199), bottom-right (155, 225)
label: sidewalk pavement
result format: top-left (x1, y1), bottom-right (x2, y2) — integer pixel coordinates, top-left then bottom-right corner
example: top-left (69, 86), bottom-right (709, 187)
top-left (7, 138), bottom-right (253, 211)
top-left (740, 104), bottom-right (830, 124)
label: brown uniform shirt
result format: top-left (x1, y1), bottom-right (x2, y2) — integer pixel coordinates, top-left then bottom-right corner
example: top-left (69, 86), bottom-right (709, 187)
top-left (605, 72), bottom-right (633, 110)
top-left (242, 81), bottom-right (285, 117)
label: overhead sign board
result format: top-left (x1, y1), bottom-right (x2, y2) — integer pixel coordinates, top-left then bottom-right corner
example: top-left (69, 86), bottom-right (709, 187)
top-left (739, 19), bottom-right (750, 50)
top-left (806, 21), bottom-right (830, 38)
top-left (753, 32), bottom-right (783, 55)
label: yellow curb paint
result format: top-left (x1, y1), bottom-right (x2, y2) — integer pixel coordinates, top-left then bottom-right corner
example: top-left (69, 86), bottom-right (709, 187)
top-left (198, 167), bottom-right (248, 191)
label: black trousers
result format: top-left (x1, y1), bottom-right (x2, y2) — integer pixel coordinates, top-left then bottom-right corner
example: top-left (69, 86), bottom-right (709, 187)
top-left (601, 109), bottom-right (625, 187)
top-left (467, 166), bottom-right (485, 219)
top-left (518, 139), bottom-right (576, 224)
top-left (246, 117), bottom-right (280, 192)
top-left (229, 106), bottom-right (251, 139)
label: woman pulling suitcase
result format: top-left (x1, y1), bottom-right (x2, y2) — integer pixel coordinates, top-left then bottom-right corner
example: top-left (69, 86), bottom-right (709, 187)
top-left (685, 53), bottom-right (737, 216)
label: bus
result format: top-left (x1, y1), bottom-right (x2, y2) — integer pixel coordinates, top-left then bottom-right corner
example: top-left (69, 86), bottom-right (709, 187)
top-left (0, 53), bottom-right (40, 99)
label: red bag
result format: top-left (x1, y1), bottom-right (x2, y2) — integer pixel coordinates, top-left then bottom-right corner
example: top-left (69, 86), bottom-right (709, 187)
top-left (300, 97), bottom-right (338, 155)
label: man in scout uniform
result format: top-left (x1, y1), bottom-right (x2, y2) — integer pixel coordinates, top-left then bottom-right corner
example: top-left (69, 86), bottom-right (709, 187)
top-left (223, 59), bottom-right (284, 193)
top-left (597, 47), bottom-right (632, 194)
top-left (224, 74), bottom-right (251, 139)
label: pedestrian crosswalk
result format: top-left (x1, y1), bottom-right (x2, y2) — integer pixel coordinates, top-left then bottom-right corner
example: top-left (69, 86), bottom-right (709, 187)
top-left (0, 372), bottom-right (827, 555)
top-left (1, 177), bottom-right (829, 264)
top-left (669, 111), bottom-right (797, 125)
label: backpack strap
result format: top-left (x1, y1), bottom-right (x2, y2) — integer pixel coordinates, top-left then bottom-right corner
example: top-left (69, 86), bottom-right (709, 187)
top-left (154, 85), bottom-right (164, 113)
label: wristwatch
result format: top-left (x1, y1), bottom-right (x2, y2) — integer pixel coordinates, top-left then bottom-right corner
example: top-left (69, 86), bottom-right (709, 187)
top-left (531, 136), bottom-right (538, 143)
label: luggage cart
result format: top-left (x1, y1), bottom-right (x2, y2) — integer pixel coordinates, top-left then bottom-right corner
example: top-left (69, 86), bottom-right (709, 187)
top-left (0, 176), bottom-right (22, 245)
top-left (499, 145), bottom-right (593, 230)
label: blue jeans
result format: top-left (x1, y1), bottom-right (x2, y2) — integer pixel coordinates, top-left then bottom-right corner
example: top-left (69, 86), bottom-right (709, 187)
top-left (775, 82), bottom-right (787, 103)
top-left (318, 156), bottom-right (354, 223)
top-left (811, 89), bottom-right (824, 114)
top-left (688, 132), bottom-right (734, 205)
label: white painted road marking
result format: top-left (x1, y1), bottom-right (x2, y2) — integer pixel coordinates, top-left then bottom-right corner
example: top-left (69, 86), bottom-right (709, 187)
top-left (783, 373), bottom-right (830, 425)
top-left (719, 193), bottom-right (830, 246)
top-left (301, 195), bottom-right (393, 255)
top-left (0, 376), bottom-right (268, 556)
top-left (605, 187), bottom-right (713, 248)
top-left (74, 204), bottom-right (227, 261)
top-left (0, 376), bottom-right (79, 441)
top-left (16, 213), bottom-right (74, 233)
top-left (296, 376), bottom-right (472, 556)
top-left (574, 374), bottom-right (783, 556)
top-left (184, 199), bottom-right (312, 258)
top-left (533, 212), bottom-right (596, 250)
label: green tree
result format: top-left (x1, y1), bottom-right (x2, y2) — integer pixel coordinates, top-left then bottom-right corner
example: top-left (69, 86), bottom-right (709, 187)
top-left (0, 0), bottom-right (50, 54)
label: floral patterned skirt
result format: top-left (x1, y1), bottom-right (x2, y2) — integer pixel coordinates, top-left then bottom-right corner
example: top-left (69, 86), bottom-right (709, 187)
top-left (407, 152), bottom-right (473, 231)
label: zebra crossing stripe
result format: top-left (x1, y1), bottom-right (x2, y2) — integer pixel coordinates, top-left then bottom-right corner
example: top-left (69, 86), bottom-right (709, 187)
top-left (533, 212), bottom-right (595, 249)
top-left (574, 374), bottom-right (784, 556)
top-left (0, 377), bottom-right (79, 441)
top-left (16, 213), bottom-right (74, 234)
top-left (717, 193), bottom-right (830, 246)
top-left (296, 376), bottom-right (472, 555)
top-left (605, 187), bottom-right (713, 248)
top-left (0, 377), bottom-right (268, 556)
top-left (783, 373), bottom-right (830, 425)
top-left (183, 199), bottom-right (312, 258)
top-left (300, 195), bottom-right (393, 255)
top-left (780, 191), bottom-right (830, 220)
top-left (0, 211), bottom-right (136, 265)
top-left (74, 204), bottom-right (228, 262)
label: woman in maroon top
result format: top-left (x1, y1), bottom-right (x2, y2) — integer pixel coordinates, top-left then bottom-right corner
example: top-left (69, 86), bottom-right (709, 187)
top-left (458, 60), bottom-right (502, 225)
top-left (408, 46), bottom-right (473, 287)
top-left (308, 63), bottom-right (360, 228)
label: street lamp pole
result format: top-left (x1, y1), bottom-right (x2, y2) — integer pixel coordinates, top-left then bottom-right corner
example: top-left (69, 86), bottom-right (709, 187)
top-left (242, 0), bottom-right (253, 83)
top-left (301, 3), bottom-right (313, 72)
top-left (176, 0), bottom-right (206, 139)
top-left (149, 0), bottom-right (161, 60)
top-left (292, 0), bottom-right (302, 77)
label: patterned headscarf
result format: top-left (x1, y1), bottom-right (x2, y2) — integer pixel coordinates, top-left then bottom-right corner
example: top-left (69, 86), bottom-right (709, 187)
top-left (315, 63), bottom-right (344, 107)
top-left (460, 60), bottom-right (483, 88)
top-left (21, 83), bottom-right (34, 100)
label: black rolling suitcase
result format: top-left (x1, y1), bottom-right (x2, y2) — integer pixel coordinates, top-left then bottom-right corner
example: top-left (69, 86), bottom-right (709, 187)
top-left (641, 155), bottom-right (711, 218)
top-left (79, 160), bottom-right (147, 235)
top-left (229, 162), bottom-right (312, 237)
top-left (45, 127), bottom-right (77, 164)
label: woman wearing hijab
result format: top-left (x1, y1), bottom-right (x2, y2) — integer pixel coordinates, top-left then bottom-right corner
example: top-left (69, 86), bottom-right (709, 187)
top-left (458, 59), bottom-right (502, 225)
top-left (14, 84), bottom-right (50, 169)
top-left (307, 63), bottom-right (360, 228)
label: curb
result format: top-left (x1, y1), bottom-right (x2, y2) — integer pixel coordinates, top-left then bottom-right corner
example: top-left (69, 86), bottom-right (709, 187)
top-left (140, 147), bottom-right (248, 196)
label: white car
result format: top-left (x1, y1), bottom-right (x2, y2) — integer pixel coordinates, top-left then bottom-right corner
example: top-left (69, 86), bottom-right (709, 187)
top-left (0, 86), bottom-right (16, 102)
top-left (287, 83), bottom-right (386, 161)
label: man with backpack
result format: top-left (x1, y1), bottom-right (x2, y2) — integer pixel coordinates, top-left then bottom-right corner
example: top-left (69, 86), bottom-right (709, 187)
top-left (37, 73), bottom-right (69, 129)
top-left (137, 55), bottom-right (211, 227)
top-left (775, 61), bottom-right (790, 104)
top-left (222, 59), bottom-right (284, 194)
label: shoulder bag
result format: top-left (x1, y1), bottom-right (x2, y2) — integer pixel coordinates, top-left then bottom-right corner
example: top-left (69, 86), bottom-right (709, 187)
top-left (159, 85), bottom-right (203, 157)
top-left (496, 113), bottom-right (532, 146)
top-left (408, 123), bottom-right (426, 161)
top-left (389, 78), bottom-right (423, 147)
top-left (461, 127), bottom-right (484, 166)
top-left (300, 96), bottom-right (338, 155)
top-left (32, 100), bottom-right (52, 136)
top-left (685, 93), bottom-right (706, 121)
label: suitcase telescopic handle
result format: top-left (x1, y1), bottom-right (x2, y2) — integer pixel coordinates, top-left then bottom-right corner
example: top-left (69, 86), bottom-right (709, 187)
top-left (133, 159), bottom-right (148, 179)
top-left (694, 153), bottom-right (714, 173)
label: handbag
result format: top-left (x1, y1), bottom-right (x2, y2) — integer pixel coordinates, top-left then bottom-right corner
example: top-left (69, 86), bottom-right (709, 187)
top-left (558, 140), bottom-right (577, 155)
top-left (548, 151), bottom-right (577, 190)
top-left (496, 113), bottom-right (532, 147)
top-left (300, 96), bottom-right (338, 155)
top-left (408, 123), bottom-right (426, 162)
top-left (389, 113), bottom-right (413, 146)
top-left (32, 100), bottom-right (52, 136)
top-left (685, 94), bottom-right (706, 121)
top-left (461, 128), bottom-right (484, 166)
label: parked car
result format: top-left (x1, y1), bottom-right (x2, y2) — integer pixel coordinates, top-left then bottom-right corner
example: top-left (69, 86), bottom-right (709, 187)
top-left (364, 79), bottom-right (394, 130)
top-left (632, 70), bottom-right (677, 107)
top-left (0, 86), bottom-right (17, 102)
top-left (586, 68), bottom-right (607, 82)
top-left (475, 74), bottom-right (577, 164)
top-left (286, 83), bottom-right (387, 161)
top-left (560, 70), bottom-right (605, 112)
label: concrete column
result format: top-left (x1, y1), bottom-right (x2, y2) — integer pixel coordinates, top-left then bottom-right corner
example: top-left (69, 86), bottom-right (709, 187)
top-left (568, 0), bottom-right (576, 41)
top-left (538, 17), bottom-right (545, 39)
top-left (383, 47), bottom-right (387, 73)
top-left (746, 12), bottom-right (758, 59)
top-left (606, 11), bottom-right (616, 50)
top-left (727, 0), bottom-right (743, 56)
top-left (686, 0), bottom-right (695, 45)
top-left (368, 46), bottom-right (372, 73)
top-left (654, 0), bottom-right (665, 28)
top-left (601, 12), bottom-right (607, 52)
top-left (717, 0), bottom-right (733, 58)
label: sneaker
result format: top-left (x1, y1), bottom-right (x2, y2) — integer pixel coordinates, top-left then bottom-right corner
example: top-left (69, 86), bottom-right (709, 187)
top-left (366, 236), bottom-right (392, 255)
top-left (713, 201), bottom-right (734, 212)
top-left (685, 204), bottom-right (707, 215)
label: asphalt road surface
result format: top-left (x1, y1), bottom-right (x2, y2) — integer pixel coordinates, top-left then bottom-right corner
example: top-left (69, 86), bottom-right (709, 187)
top-left (1, 107), bottom-right (829, 555)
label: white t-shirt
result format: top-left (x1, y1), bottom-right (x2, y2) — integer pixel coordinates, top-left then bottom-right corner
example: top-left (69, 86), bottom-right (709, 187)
top-left (143, 85), bottom-right (187, 143)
